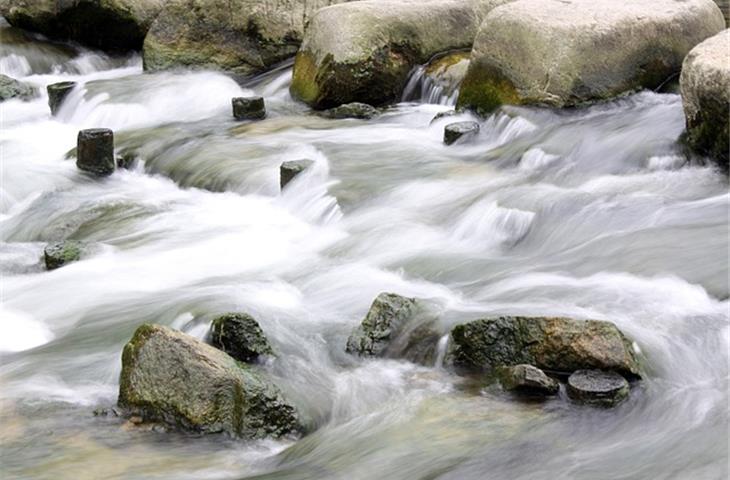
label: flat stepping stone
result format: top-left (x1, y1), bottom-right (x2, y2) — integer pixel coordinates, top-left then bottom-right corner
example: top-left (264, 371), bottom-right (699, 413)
top-left (567, 370), bottom-right (629, 407)
top-left (444, 121), bottom-right (479, 145)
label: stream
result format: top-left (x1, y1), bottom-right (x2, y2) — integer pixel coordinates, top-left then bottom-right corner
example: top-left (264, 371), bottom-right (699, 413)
top-left (1, 19), bottom-right (728, 480)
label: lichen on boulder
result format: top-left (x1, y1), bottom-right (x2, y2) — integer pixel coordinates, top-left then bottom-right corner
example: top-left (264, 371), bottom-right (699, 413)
top-left (457, 0), bottom-right (725, 113)
top-left (679, 29), bottom-right (730, 170)
top-left (118, 324), bottom-right (300, 438)
top-left (346, 293), bottom-right (441, 365)
top-left (446, 316), bottom-right (641, 379)
top-left (44, 240), bottom-right (84, 270)
top-left (290, 0), bottom-right (483, 109)
top-left (0, 74), bottom-right (35, 102)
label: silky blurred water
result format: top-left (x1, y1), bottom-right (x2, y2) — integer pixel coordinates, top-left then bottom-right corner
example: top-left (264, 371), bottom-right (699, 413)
top-left (1, 19), bottom-right (728, 480)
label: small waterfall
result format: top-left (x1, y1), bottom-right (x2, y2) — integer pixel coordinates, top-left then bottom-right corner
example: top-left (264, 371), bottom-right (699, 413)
top-left (401, 66), bottom-right (460, 106)
top-left (434, 334), bottom-right (450, 369)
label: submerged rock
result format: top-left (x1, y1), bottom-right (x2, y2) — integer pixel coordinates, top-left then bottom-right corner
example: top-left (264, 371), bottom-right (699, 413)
top-left (446, 316), bottom-right (641, 379)
top-left (405, 51), bottom-right (470, 103)
top-left (0, 0), bottom-right (164, 51)
top-left (320, 102), bottom-right (379, 120)
top-left (0, 74), bottom-right (35, 102)
top-left (280, 159), bottom-right (314, 190)
top-left (232, 97), bottom-right (266, 121)
top-left (47, 81), bottom-right (76, 115)
top-left (444, 121), bottom-right (480, 145)
top-left (43, 240), bottom-right (84, 270)
top-left (496, 364), bottom-right (559, 396)
top-left (458, 0), bottom-right (725, 113)
top-left (290, 0), bottom-right (483, 108)
top-left (77, 128), bottom-right (115, 176)
top-left (346, 293), bottom-right (441, 364)
top-left (680, 29), bottom-right (730, 170)
top-left (210, 313), bottom-right (273, 363)
top-left (567, 370), bottom-right (629, 407)
top-left (143, 0), bottom-right (344, 78)
top-left (118, 324), bottom-right (300, 438)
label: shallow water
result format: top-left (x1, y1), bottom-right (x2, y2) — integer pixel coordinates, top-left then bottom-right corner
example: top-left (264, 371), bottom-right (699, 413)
top-left (0, 20), bottom-right (728, 480)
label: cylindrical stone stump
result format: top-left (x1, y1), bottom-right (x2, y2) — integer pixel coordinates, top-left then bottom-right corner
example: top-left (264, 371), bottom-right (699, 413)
top-left (47, 81), bottom-right (77, 115)
top-left (77, 128), bottom-right (115, 176)
top-left (232, 96), bottom-right (266, 120)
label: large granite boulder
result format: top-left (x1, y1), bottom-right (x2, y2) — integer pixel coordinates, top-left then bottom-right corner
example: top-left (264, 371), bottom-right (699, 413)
top-left (680, 29), bottom-right (730, 170)
top-left (0, 0), bottom-right (164, 51)
top-left (345, 293), bottom-right (441, 365)
top-left (118, 324), bottom-right (300, 438)
top-left (458, 0), bottom-right (725, 113)
top-left (290, 0), bottom-right (484, 109)
top-left (143, 0), bottom-right (343, 78)
top-left (446, 316), bottom-right (641, 379)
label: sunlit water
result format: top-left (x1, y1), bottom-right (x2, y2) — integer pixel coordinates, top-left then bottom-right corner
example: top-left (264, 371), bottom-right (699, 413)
top-left (1, 19), bottom-right (728, 480)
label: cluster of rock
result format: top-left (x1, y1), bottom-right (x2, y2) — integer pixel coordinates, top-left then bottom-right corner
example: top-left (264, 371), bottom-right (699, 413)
top-left (347, 293), bottom-right (642, 407)
top-left (118, 314), bottom-right (299, 438)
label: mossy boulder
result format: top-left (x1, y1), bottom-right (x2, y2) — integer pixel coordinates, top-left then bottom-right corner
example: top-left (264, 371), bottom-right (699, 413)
top-left (457, 0), bottom-right (725, 113)
top-left (290, 0), bottom-right (484, 109)
top-left (118, 324), bottom-right (300, 438)
top-left (0, 74), bottom-right (35, 102)
top-left (142, 0), bottom-right (344, 78)
top-left (0, 0), bottom-right (164, 51)
top-left (210, 313), bottom-right (274, 363)
top-left (43, 240), bottom-right (84, 270)
top-left (346, 293), bottom-right (441, 365)
top-left (680, 29), bottom-right (730, 170)
top-left (446, 316), bottom-right (641, 379)
top-left (495, 364), bottom-right (559, 396)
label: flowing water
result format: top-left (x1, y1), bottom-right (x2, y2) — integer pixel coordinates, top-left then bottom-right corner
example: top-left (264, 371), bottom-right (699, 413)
top-left (1, 19), bottom-right (728, 480)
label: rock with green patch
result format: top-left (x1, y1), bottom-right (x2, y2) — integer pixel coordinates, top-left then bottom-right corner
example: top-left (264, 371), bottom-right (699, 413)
top-left (319, 102), bottom-right (379, 120)
top-left (446, 316), bottom-right (641, 379)
top-left (44, 240), bottom-right (84, 270)
top-left (680, 29), bottom-right (730, 170)
top-left (118, 324), bottom-right (300, 438)
top-left (0, 74), bottom-right (35, 102)
top-left (47, 81), bottom-right (76, 115)
top-left (290, 0), bottom-right (486, 109)
top-left (444, 121), bottom-right (480, 145)
top-left (280, 159), bottom-right (314, 190)
top-left (143, 0), bottom-right (345, 79)
top-left (0, 0), bottom-right (164, 51)
top-left (210, 313), bottom-right (274, 363)
top-left (410, 51), bottom-right (470, 103)
top-left (496, 364), bottom-right (559, 396)
top-left (346, 293), bottom-right (441, 365)
top-left (567, 369), bottom-right (630, 407)
top-left (457, 0), bottom-right (725, 113)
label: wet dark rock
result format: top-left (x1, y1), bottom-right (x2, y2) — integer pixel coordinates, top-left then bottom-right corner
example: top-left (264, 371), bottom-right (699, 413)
top-left (232, 97), bottom-right (266, 121)
top-left (0, 0), bottom-right (164, 51)
top-left (118, 324), bottom-right (300, 438)
top-left (0, 74), bottom-right (35, 102)
top-left (116, 151), bottom-right (138, 170)
top-left (209, 313), bottom-right (274, 363)
top-left (346, 293), bottom-right (441, 364)
top-left (496, 364), bottom-right (559, 396)
top-left (320, 102), bottom-right (378, 120)
top-left (444, 121), bottom-right (479, 145)
top-left (567, 369), bottom-right (630, 407)
top-left (77, 128), bottom-right (115, 176)
top-left (280, 160), bottom-right (314, 190)
top-left (446, 316), bottom-right (641, 379)
top-left (430, 110), bottom-right (458, 124)
top-left (47, 81), bottom-right (76, 115)
top-left (44, 240), bottom-right (84, 270)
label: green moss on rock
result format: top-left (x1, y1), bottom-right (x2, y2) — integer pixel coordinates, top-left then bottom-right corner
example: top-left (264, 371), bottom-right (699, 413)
top-left (210, 313), bottom-right (274, 363)
top-left (43, 240), bottom-right (84, 270)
